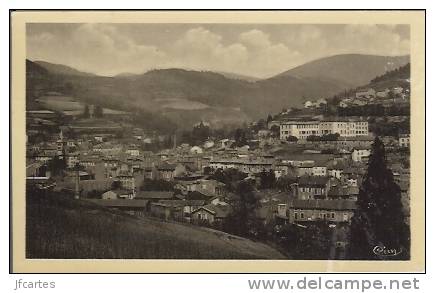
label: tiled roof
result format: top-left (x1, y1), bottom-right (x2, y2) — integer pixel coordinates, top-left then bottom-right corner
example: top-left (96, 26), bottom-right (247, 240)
top-left (157, 162), bottom-right (176, 170)
top-left (85, 199), bottom-right (149, 208)
top-left (192, 204), bottom-right (231, 218)
top-left (135, 191), bottom-right (174, 199)
top-left (288, 199), bottom-right (356, 210)
top-left (298, 175), bottom-right (329, 187)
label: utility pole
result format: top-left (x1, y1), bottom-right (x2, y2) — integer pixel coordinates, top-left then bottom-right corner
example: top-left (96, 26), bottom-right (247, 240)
top-left (74, 163), bottom-right (80, 199)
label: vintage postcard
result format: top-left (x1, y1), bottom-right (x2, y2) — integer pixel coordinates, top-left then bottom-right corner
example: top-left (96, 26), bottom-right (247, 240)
top-left (10, 10), bottom-right (425, 273)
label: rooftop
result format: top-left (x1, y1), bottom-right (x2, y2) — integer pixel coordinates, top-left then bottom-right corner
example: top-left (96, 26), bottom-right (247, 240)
top-left (288, 199), bottom-right (356, 210)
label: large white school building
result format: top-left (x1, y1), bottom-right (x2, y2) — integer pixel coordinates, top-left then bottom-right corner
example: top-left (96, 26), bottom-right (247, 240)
top-left (280, 119), bottom-right (369, 140)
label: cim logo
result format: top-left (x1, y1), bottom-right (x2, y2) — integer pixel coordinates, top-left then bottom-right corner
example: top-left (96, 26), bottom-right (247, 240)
top-left (373, 246), bottom-right (403, 257)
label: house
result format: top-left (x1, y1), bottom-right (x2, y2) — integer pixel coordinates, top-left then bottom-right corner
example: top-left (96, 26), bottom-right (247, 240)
top-left (191, 204), bottom-right (231, 225)
top-left (190, 146), bottom-right (203, 154)
top-left (327, 185), bottom-right (359, 200)
top-left (352, 98), bottom-right (368, 106)
top-left (297, 161), bottom-right (315, 176)
top-left (158, 199), bottom-right (206, 217)
top-left (125, 145), bottom-right (141, 157)
top-left (150, 202), bottom-right (183, 221)
top-left (156, 162), bottom-right (178, 180)
top-left (351, 148), bottom-right (371, 162)
top-left (144, 166), bottom-right (157, 180)
top-left (274, 162), bottom-right (295, 178)
top-left (304, 101), bottom-right (313, 108)
top-left (239, 158), bottom-right (274, 174)
top-left (135, 191), bottom-right (175, 202)
top-left (355, 88), bottom-right (376, 98)
top-left (399, 134), bottom-right (410, 148)
top-left (203, 140), bottom-right (215, 149)
top-left (327, 161), bottom-right (345, 179)
top-left (26, 160), bottom-right (49, 178)
top-left (66, 152), bottom-right (79, 169)
top-left (101, 189), bottom-right (135, 200)
top-left (176, 179), bottom-right (227, 196)
top-left (116, 171), bottom-right (135, 190)
top-left (286, 199), bottom-right (356, 223)
top-left (209, 158), bottom-right (240, 170)
top-left (297, 176), bottom-right (330, 200)
top-left (312, 163), bottom-right (327, 177)
top-left (219, 139), bottom-right (234, 149)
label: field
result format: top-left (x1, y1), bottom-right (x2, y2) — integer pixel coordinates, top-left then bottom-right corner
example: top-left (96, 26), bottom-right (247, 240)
top-left (26, 190), bottom-right (285, 259)
top-left (35, 94), bottom-right (129, 117)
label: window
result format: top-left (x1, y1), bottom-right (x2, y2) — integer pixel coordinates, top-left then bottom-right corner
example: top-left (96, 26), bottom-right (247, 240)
top-left (300, 212), bottom-right (305, 219)
top-left (294, 213), bottom-right (298, 220)
top-left (331, 213), bottom-right (335, 219)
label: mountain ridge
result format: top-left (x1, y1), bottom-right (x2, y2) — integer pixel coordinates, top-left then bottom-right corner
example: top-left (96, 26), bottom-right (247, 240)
top-left (275, 54), bottom-right (410, 88)
top-left (26, 54), bottom-right (410, 129)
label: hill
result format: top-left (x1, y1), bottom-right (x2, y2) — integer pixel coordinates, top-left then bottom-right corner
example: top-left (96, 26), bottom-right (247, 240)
top-left (25, 61), bottom-right (345, 125)
top-left (26, 190), bottom-right (285, 260)
top-left (367, 63), bottom-right (410, 90)
top-left (26, 54), bottom-right (410, 129)
top-left (34, 60), bottom-right (97, 77)
top-left (216, 71), bottom-right (260, 82)
top-left (276, 54), bottom-right (410, 88)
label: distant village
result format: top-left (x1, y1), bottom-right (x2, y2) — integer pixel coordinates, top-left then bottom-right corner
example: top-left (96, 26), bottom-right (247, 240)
top-left (26, 82), bottom-right (410, 259)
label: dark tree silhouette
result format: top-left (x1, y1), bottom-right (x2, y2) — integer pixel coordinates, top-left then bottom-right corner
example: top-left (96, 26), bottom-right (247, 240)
top-left (94, 105), bottom-right (103, 118)
top-left (82, 104), bottom-right (90, 118)
top-left (270, 125), bottom-right (280, 138)
top-left (224, 180), bottom-right (260, 237)
top-left (349, 137), bottom-right (410, 260)
top-left (233, 128), bottom-right (248, 147)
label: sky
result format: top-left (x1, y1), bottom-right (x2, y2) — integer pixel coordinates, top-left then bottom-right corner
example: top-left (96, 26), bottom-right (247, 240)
top-left (26, 23), bottom-right (410, 78)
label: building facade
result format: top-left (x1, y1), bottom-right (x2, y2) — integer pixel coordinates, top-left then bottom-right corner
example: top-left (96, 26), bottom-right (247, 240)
top-left (280, 120), bottom-right (369, 140)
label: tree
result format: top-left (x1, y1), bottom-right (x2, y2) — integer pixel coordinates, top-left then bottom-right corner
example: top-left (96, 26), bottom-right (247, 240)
top-left (277, 222), bottom-right (332, 259)
top-left (266, 114), bottom-right (273, 124)
top-left (321, 133), bottom-right (340, 141)
top-left (224, 180), bottom-right (260, 237)
top-left (234, 128), bottom-right (248, 147)
top-left (306, 135), bottom-right (321, 142)
top-left (256, 119), bottom-right (266, 131)
top-left (209, 168), bottom-right (247, 190)
top-left (286, 135), bottom-right (298, 142)
top-left (349, 137), bottom-right (410, 260)
top-left (191, 122), bottom-right (210, 145)
top-left (276, 175), bottom-right (297, 192)
top-left (82, 104), bottom-right (90, 118)
top-left (260, 169), bottom-right (276, 189)
top-left (270, 125), bottom-right (280, 138)
top-left (47, 155), bottom-right (66, 176)
top-left (111, 180), bottom-right (122, 190)
top-left (94, 105), bottom-right (103, 118)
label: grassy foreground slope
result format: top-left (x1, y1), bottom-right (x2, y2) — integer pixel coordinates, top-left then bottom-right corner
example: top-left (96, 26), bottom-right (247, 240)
top-left (26, 191), bottom-right (285, 259)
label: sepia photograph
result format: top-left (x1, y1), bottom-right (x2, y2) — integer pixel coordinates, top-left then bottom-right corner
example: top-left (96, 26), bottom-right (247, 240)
top-left (10, 10), bottom-right (425, 273)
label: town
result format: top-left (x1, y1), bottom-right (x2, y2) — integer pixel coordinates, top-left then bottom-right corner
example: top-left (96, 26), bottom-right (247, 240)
top-left (25, 67), bottom-right (411, 259)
